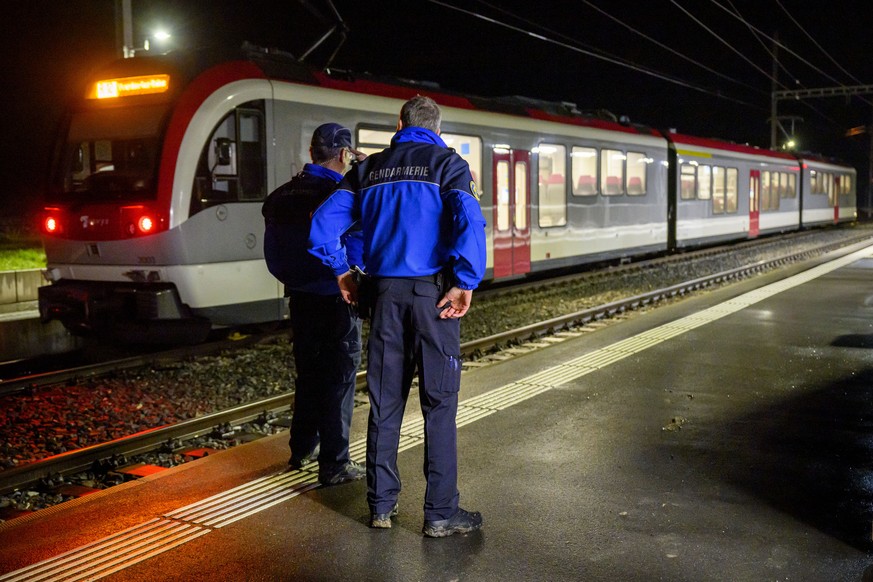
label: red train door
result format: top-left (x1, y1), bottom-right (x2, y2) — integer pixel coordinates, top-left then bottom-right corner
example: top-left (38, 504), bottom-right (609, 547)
top-left (492, 149), bottom-right (531, 278)
top-left (749, 170), bottom-right (760, 237)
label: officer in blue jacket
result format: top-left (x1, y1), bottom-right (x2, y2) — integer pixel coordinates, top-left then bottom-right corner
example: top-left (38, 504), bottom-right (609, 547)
top-left (309, 96), bottom-right (487, 537)
top-left (262, 123), bottom-right (366, 486)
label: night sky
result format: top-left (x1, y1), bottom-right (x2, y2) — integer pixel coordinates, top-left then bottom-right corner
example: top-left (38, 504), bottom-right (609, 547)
top-left (4, 0), bottom-right (873, 221)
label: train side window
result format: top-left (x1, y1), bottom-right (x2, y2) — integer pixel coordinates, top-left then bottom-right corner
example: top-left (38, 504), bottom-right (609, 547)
top-left (842, 174), bottom-right (852, 196)
top-left (725, 167), bottom-right (738, 213)
top-left (442, 133), bottom-right (482, 191)
top-left (571, 146), bottom-right (597, 196)
top-left (680, 164), bottom-right (696, 200)
top-left (779, 173), bottom-right (791, 198)
top-left (697, 165), bottom-right (711, 200)
top-left (601, 149), bottom-right (625, 195)
top-left (537, 143), bottom-right (567, 227)
top-left (810, 170), bottom-right (824, 194)
top-left (626, 151), bottom-right (648, 196)
top-left (826, 173), bottom-right (836, 206)
top-left (712, 166), bottom-right (725, 214)
top-left (357, 127), bottom-right (393, 154)
top-left (787, 173), bottom-right (796, 198)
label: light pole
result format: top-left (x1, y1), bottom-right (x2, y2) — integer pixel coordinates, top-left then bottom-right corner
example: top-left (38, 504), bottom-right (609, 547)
top-left (116, 0), bottom-right (172, 58)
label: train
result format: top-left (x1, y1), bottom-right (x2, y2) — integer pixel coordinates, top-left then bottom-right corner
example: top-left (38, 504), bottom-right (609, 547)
top-left (37, 43), bottom-right (857, 343)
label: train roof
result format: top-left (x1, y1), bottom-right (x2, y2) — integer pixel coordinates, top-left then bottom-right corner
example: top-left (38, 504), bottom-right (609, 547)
top-left (83, 43), bottom-right (661, 138)
top-left (667, 132), bottom-right (797, 161)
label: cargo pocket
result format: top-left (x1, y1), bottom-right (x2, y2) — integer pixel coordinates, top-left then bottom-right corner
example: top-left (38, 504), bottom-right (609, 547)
top-left (439, 354), bottom-right (462, 394)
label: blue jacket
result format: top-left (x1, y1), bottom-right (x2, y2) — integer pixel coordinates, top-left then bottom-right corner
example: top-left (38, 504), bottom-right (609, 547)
top-left (262, 163), bottom-right (363, 295)
top-left (309, 127), bottom-right (486, 290)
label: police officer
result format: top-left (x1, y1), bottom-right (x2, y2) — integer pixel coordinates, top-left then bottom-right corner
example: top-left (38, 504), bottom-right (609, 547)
top-left (262, 123), bottom-right (366, 486)
top-left (309, 96), bottom-right (487, 537)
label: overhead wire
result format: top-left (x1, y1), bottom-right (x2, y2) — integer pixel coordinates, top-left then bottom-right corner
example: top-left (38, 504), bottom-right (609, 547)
top-left (709, 0), bottom-right (873, 112)
top-left (719, 0), bottom-right (841, 125)
top-left (426, 0), bottom-right (761, 108)
top-left (577, 0), bottom-right (764, 96)
top-left (668, 0), bottom-right (786, 89)
top-left (773, 0), bottom-right (862, 85)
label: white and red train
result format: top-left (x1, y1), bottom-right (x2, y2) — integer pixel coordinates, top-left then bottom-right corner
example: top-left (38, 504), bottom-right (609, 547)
top-left (38, 45), bottom-right (857, 342)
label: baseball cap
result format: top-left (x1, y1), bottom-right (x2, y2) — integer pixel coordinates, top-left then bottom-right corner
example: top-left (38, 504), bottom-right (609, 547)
top-left (311, 123), bottom-right (354, 149)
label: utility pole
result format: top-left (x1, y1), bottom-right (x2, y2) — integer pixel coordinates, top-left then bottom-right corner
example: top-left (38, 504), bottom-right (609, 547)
top-left (115, 0), bottom-right (134, 58)
top-left (770, 32), bottom-right (779, 150)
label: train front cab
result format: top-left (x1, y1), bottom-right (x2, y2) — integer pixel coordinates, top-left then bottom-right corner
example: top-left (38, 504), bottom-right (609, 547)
top-left (38, 57), bottom-right (280, 343)
top-left (798, 157), bottom-right (857, 228)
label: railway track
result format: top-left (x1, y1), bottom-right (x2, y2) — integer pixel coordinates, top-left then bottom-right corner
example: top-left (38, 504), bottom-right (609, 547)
top-left (1, 228), bottom-right (871, 511)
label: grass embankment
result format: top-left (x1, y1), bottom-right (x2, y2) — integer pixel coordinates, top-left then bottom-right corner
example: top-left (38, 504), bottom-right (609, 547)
top-left (0, 242), bottom-right (46, 271)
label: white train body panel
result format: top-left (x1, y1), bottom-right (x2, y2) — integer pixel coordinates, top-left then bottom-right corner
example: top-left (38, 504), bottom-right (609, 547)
top-left (36, 50), bottom-right (858, 341)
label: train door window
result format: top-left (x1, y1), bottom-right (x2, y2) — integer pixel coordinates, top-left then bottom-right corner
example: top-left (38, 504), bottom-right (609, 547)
top-left (712, 166), bottom-right (725, 214)
top-left (496, 160), bottom-right (510, 231)
top-left (760, 171), bottom-right (772, 210)
top-left (697, 165), bottom-right (712, 200)
top-left (238, 110), bottom-right (266, 201)
top-left (626, 151), bottom-right (648, 196)
top-left (515, 161), bottom-right (528, 230)
top-left (600, 149), bottom-right (625, 195)
top-left (726, 168), bottom-right (738, 213)
top-left (191, 101), bottom-right (266, 214)
top-left (442, 133), bottom-right (482, 189)
top-left (537, 143), bottom-right (567, 227)
top-left (571, 146), bottom-right (597, 196)
top-left (680, 164), bottom-right (696, 200)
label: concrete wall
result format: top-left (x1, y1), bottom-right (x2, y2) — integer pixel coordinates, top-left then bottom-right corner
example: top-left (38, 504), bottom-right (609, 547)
top-left (0, 270), bottom-right (81, 359)
top-left (0, 269), bottom-right (45, 305)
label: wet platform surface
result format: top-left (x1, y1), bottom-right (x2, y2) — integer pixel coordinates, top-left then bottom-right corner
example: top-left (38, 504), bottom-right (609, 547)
top-left (3, 241), bottom-right (873, 581)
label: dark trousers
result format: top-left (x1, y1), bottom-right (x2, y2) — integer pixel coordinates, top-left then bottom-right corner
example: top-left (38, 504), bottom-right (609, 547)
top-left (288, 291), bottom-right (362, 473)
top-left (366, 278), bottom-right (462, 521)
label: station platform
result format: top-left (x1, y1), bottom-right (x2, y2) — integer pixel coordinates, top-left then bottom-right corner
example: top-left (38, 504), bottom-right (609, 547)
top-left (3, 241), bottom-right (873, 581)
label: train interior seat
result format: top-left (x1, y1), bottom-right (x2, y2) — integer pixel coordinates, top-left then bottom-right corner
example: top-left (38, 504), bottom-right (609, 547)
top-left (576, 174), bottom-right (596, 195)
top-left (605, 176), bottom-right (622, 195)
top-left (627, 176), bottom-right (643, 194)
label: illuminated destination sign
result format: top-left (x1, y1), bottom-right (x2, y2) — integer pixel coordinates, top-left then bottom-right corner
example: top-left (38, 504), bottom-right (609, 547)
top-left (88, 74), bottom-right (170, 99)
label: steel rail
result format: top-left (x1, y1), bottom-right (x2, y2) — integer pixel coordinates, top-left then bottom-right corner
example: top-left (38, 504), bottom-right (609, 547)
top-left (0, 393), bottom-right (294, 495)
top-left (1, 231), bottom-right (870, 497)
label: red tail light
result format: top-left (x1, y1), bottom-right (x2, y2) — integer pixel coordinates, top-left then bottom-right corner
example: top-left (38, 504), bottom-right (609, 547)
top-left (42, 207), bottom-right (63, 235)
top-left (121, 205), bottom-right (165, 237)
top-left (138, 215), bottom-right (154, 233)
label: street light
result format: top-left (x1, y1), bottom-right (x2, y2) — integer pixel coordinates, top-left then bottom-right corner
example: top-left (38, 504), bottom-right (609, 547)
top-left (117, 0), bottom-right (172, 58)
top-left (125, 30), bottom-right (172, 57)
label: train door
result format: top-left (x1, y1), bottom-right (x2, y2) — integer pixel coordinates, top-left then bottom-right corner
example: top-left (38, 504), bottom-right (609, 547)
top-left (492, 149), bottom-right (531, 278)
top-left (749, 170), bottom-right (760, 237)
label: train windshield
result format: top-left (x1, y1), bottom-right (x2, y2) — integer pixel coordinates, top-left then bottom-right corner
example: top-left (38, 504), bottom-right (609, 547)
top-left (56, 104), bottom-right (167, 201)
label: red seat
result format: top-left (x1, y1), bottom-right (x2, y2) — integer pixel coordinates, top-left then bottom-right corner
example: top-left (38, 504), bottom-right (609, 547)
top-left (604, 176), bottom-right (621, 195)
top-left (627, 177), bottom-right (643, 194)
top-left (576, 174), bottom-right (595, 194)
